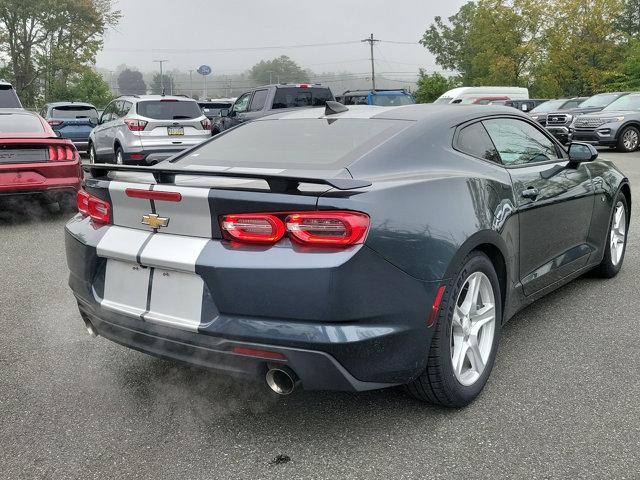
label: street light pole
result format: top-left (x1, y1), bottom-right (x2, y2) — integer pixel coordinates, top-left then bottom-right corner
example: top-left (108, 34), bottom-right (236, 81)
top-left (188, 70), bottom-right (194, 98)
top-left (153, 59), bottom-right (168, 95)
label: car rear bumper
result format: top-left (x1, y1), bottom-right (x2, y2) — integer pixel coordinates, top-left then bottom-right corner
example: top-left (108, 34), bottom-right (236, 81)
top-left (0, 160), bottom-right (82, 194)
top-left (65, 216), bottom-right (440, 390)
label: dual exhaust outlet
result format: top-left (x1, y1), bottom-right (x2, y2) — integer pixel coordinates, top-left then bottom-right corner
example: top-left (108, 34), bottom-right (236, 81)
top-left (81, 312), bottom-right (299, 395)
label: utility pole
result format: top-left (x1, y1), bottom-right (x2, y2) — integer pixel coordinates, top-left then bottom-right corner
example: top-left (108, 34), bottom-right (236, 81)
top-left (361, 33), bottom-right (380, 90)
top-left (153, 59), bottom-right (168, 95)
top-left (188, 70), bottom-right (194, 98)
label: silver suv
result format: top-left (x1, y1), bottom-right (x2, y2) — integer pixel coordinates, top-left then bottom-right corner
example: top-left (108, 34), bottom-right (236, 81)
top-left (89, 95), bottom-right (212, 165)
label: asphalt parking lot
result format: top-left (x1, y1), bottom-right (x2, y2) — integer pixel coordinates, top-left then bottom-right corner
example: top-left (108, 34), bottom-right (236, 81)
top-left (1, 151), bottom-right (639, 480)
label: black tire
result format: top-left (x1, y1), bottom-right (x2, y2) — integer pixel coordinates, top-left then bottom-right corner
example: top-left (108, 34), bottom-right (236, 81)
top-left (616, 126), bottom-right (640, 152)
top-left (593, 191), bottom-right (629, 278)
top-left (88, 142), bottom-right (97, 164)
top-left (114, 145), bottom-right (124, 165)
top-left (407, 251), bottom-right (502, 407)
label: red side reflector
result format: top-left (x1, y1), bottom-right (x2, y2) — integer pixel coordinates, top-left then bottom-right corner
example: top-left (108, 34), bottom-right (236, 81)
top-left (427, 285), bottom-right (446, 327)
top-left (130, 153), bottom-right (144, 160)
top-left (232, 346), bottom-right (286, 360)
top-left (220, 214), bottom-right (286, 243)
top-left (125, 188), bottom-right (182, 202)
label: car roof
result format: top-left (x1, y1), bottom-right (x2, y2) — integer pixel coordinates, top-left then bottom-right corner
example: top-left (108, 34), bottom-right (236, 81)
top-left (0, 108), bottom-right (38, 116)
top-left (119, 95), bottom-right (198, 102)
top-left (257, 104), bottom-right (529, 125)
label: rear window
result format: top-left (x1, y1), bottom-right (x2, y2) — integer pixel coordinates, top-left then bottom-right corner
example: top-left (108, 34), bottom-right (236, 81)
top-left (172, 118), bottom-right (410, 170)
top-left (51, 106), bottom-right (98, 123)
top-left (137, 100), bottom-right (202, 120)
top-left (0, 85), bottom-right (21, 108)
top-left (371, 94), bottom-right (415, 107)
top-left (0, 113), bottom-right (43, 133)
top-left (343, 95), bottom-right (369, 105)
top-left (272, 88), bottom-right (333, 109)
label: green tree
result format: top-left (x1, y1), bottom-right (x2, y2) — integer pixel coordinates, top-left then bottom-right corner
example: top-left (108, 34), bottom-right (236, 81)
top-left (421, 0), bottom-right (547, 88)
top-left (616, 0), bottom-right (640, 37)
top-left (48, 68), bottom-right (114, 107)
top-left (0, 0), bottom-right (120, 105)
top-left (117, 69), bottom-right (146, 95)
top-left (414, 71), bottom-right (461, 103)
top-left (150, 74), bottom-right (175, 95)
top-left (249, 56), bottom-right (310, 85)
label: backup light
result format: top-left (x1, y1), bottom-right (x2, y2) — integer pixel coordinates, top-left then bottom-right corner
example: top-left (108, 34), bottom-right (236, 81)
top-left (221, 214), bottom-right (285, 243)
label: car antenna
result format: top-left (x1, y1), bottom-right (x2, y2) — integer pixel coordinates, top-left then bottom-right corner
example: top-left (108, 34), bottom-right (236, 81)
top-left (325, 101), bottom-right (349, 116)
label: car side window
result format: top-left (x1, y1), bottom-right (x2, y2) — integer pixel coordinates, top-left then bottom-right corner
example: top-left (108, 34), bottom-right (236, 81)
top-left (483, 118), bottom-right (560, 166)
top-left (118, 101), bottom-right (132, 117)
top-left (249, 90), bottom-right (268, 111)
top-left (233, 93), bottom-right (252, 114)
top-left (101, 102), bottom-right (115, 123)
top-left (456, 122), bottom-right (501, 163)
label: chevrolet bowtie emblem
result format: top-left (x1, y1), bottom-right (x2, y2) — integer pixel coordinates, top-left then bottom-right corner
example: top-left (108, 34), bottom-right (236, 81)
top-left (141, 213), bottom-right (169, 229)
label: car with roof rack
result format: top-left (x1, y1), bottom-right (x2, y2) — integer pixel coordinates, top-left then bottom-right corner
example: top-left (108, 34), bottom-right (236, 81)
top-left (40, 102), bottom-right (99, 153)
top-left (215, 83), bottom-right (334, 134)
top-left (544, 92), bottom-right (629, 143)
top-left (88, 95), bottom-right (212, 166)
top-left (337, 89), bottom-right (415, 107)
top-left (569, 92), bottom-right (640, 152)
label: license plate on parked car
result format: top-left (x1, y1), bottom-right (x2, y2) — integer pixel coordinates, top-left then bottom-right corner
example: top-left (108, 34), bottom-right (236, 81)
top-left (167, 126), bottom-right (184, 136)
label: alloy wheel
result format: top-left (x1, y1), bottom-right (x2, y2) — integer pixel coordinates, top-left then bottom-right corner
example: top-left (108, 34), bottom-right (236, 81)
top-left (116, 150), bottom-right (123, 165)
top-left (450, 271), bottom-right (496, 386)
top-left (610, 201), bottom-right (626, 266)
top-left (89, 147), bottom-right (95, 164)
top-left (622, 129), bottom-right (639, 151)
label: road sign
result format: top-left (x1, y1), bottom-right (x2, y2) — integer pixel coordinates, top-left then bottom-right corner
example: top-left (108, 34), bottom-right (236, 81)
top-left (197, 65), bottom-right (212, 76)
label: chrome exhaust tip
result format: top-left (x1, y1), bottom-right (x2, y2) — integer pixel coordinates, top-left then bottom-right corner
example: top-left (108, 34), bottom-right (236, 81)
top-left (82, 316), bottom-right (98, 338)
top-left (265, 367), bottom-right (299, 395)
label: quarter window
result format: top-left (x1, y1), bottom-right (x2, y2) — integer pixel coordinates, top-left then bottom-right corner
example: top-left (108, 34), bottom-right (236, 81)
top-left (483, 118), bottom-right (559, 166)
top-left (456, 122), bottom-right (501, 163)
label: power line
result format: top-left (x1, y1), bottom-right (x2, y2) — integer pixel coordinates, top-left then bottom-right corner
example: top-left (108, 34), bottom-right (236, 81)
top-left (105, 40), bottom-right (362, 54)
top-left (361, 34), bottom-right (380, 90)
top-left (153, 59), bottom-right (168, 94)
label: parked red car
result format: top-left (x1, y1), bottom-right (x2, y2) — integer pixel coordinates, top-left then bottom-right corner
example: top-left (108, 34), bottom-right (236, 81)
top-left (0, 109), bottom-right (82, 209)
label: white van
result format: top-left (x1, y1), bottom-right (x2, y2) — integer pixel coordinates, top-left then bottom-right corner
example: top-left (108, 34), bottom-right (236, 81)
top-left (434, 87), bottom-right (529, 105)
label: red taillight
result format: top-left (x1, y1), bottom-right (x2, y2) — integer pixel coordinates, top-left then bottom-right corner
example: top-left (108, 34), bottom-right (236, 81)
top-left (232, 346), bottom-right (286, 360)
top-left (47, 119), bottom-right (63, 126)
top-left (125, 188), bottom-right (182, 202)
top-left (285, 211), bottom-right (369, 246)
top-left (76, 189), bottom-right (110, 224)
top-left (298, 84), bottom-right (309, 89)
top-left (427, 285), bottom-right (446, 327)
top-left (48, 144), bottom-right (77, 161)
top-left (201, 118), bottom-right (212, 130)
top-left (219, 210), bottom-right (370, 247)
top-left (124, 118), bottom-right (147, 131)
top-left (220, 214), bottom-right (286, 243)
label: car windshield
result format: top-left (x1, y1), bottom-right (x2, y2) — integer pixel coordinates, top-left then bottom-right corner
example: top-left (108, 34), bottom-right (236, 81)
top-left (371, 94), bottom-right (414, 107)
top-left (530, 99), bottom-right (568, 113)
top-left (272, 88), bottom-right (333, 109)
top-left (603, 94), bottom-right (640, 111)
top-left (170, 118), bottom-right (410, 170)
top-left (0, 113), bottom-right (43, 133)
top-left (51, 106), bottom-right (98, 123)
top-left (0, 85), bottom-right (21, 108)
top-left (580, 93), bottom-right (621, 108)
top-left (137, 100), bottom-right (202, 120)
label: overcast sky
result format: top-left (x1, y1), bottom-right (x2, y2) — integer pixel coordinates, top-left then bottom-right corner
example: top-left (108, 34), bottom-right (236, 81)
top-left (96, 0), bottom-right (468, 75)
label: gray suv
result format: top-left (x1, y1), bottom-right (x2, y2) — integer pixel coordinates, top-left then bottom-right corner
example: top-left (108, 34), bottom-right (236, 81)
top-left (89, 95), bottom-right (211, 165)
top-left (570, 92), bottom-right (640, 152)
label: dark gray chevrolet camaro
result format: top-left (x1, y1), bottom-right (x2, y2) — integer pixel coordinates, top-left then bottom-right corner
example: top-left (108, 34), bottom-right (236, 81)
top-left (65, 103), bottom-right (631, 407)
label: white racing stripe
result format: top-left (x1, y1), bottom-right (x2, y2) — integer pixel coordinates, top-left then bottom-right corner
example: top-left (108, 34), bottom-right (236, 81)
top-left (96, 226), bottom-right (152, 263)
top-left (109, 181), bottom-right (153, 230)
top-left (101, 260), bottom-right (151, 318)
top-left (139, 233), bottom-right (209, 273)
top-left (151, 184), bottom-right (212, 238)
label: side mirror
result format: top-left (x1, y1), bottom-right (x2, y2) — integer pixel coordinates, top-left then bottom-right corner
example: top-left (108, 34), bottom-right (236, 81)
top-left (219, 108), bottom-right (229, 117)
top-left (568, 142), bottom-right (598, 162)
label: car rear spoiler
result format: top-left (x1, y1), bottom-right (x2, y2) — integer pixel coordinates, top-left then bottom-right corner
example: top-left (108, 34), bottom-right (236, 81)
top-left (84, 163), bottom-right (372, 192)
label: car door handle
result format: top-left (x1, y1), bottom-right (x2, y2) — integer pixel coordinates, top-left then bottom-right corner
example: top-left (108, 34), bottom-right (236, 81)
top-left (521, 187), bottom-right (539, 199)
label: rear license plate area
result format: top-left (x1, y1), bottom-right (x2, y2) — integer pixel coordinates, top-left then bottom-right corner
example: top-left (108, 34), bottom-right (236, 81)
top-left (167, 126), bottom-right (184, 136)
top-left (100, 259), bottom-right (204, 331)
